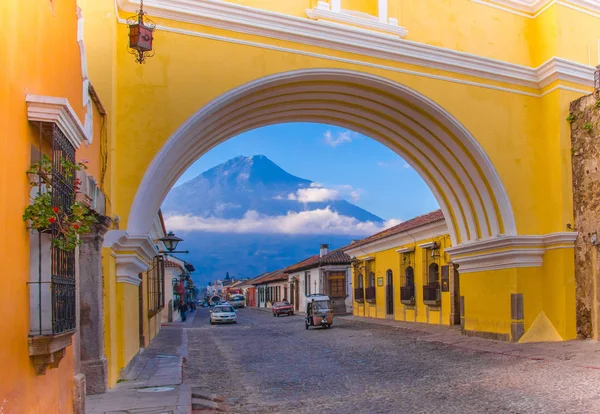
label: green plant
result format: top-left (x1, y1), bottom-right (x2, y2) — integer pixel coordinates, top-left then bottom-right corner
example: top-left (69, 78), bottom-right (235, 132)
top-left (595, 100), bottom-right (600, 108)
top-left (23, 154), bottom-right (97, 251)
top-left (567, 113), bottom-right (576, 123)
top-left (584, 122), bottom-right (593, 131)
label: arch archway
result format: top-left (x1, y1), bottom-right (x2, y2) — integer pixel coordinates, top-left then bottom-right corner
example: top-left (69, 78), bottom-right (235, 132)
top-left (127, 69), bottom-right (515, 246)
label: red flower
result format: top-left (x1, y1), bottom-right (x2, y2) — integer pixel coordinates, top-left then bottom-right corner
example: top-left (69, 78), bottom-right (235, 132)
top-left (73, 224), bottom-right (79, 230)
top-left (49, 217), bottom-right (56, 223)
top-left (52, 207), bottom-right (59, 213)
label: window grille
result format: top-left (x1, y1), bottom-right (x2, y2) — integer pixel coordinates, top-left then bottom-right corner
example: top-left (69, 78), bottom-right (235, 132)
top-left (422, 244), bottom-right (441, 305)
top-left (353, 261), bottom-right (365, 302)
top-left (29, 125), bottom-right (77, 336)
top-left (147, 255), bottom-right (165, 316)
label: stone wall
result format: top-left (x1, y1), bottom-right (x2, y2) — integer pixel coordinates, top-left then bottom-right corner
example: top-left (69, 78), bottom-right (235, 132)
top-left (570, 93), bottom-right (600, 339)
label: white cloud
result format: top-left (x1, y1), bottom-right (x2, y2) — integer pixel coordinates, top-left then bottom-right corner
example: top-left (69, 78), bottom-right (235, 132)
top-left (288, 187), bottom-right (340, 203)
top-left (324, 130), bottom-right (353, 147)
top-left (285, 183), bottom-right (363, 203)
top-left (402, 163), bottom-right (411, 169)
top-left (165, 208), bottom-right (402, 236)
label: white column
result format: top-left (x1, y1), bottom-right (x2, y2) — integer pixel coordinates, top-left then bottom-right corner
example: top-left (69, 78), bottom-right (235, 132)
top-left (331, 0), bottom-right (341, 13)
top-left (378, 0), bottom-right (388, 23)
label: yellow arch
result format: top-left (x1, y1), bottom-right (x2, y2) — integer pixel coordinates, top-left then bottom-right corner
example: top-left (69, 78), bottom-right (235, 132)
top-left (126, 69), bottom-right (515, 245)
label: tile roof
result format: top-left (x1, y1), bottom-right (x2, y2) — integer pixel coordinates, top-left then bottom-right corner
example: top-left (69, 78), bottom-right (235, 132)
top-left (250, 269), bottom-right (287, 285)
top-left (283, 246), bottom-right (353, 273)
top-left (344, 210), bottom-right (444, 251)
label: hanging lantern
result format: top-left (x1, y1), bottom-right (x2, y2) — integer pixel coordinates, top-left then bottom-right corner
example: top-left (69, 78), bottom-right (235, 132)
top-left (127, 0), bottom-right (155, 64)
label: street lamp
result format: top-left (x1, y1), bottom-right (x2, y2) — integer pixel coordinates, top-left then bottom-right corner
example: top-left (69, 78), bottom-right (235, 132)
top-left (158, 231), bottom-right (189, 254)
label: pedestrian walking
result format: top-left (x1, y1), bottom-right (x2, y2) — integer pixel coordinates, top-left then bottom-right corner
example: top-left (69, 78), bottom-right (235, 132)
top-left (179, 300), bottom-right (187, 322)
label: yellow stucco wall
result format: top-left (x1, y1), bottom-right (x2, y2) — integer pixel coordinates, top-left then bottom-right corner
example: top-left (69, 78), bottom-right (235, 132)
top-left (0, 0), bottom-right (90, 411)
top-left (353, 234), bottom-right (453, 326)
top-left (117, 282), bottom-right (141, 375)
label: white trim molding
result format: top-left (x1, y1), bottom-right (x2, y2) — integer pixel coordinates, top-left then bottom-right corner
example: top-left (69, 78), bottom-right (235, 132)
top-left (395, 247), bottom-right (415, 254)
top-left (362, 256), bottom-right (375, 262)
top-left (104, 231), bottom-right (159, 284)
top-left (418, 241), bottom-right (437, 249)
top-left (26, 95), bottom-right (89, 149)
top-left (345, 221), bottom-right (448, 257)
top-left (117, 0), bottom-right (595, 91)
top-left (115, 255), bottom-right (145, 285)
top-left (446, 232), bottom-right (578, 273)
top-left (451, 248), bottom-right (546, 273)
top-left (305, 3), bottom-right (407, 38)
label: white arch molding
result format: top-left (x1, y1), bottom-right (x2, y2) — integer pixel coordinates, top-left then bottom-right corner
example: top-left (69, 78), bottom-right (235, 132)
top-left (127, 69), bottom-right (516, 246)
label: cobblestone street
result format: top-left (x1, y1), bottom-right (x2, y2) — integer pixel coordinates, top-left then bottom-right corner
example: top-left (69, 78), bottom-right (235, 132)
top-left (184, 308), bottom-right (600, 413)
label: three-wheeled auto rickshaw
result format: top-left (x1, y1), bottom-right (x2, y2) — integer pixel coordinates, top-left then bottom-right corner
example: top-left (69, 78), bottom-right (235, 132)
top-left (305, 294), bottom-right (333, 329)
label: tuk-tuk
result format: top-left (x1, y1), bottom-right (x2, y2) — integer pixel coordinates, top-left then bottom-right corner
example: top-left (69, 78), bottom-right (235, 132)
top-left (305, 294), bottom-right (333, 329)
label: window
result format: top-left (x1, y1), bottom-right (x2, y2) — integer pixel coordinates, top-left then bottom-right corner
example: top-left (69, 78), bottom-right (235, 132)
top-left (428, 263), bottom-right (439, 285)
top-left (147, 255), bottom-right (165, 316)
top-left (304, 271), bottom-right (311, 295)
top-left (400, 266), bottom-right (415, 304)
top-left (368, 272), bottom-right (375, 288)
top-left (422, 244), bottom-right (441, 305)
top-left (29, 125), bottom-right (77, 336)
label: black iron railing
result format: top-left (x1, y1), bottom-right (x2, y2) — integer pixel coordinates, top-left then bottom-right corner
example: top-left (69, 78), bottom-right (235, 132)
top-left (51, 126), bottom-right (77, 334)
top-left (148, 255), bottom-right (165, 316)
top-left (423, 283), bottom-right (441, 306)
top-left (354, 287), bottom-right (364, 302)
top-left (365, 286), bottom-right (376, 302)
top-left (400, 285), bottom-right (415, 304)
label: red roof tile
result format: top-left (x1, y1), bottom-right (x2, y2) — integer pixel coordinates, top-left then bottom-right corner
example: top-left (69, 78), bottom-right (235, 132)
top-left (345, 210), bottom-right (445, 250)
top-left (283, 247), bottom-right (353, 273)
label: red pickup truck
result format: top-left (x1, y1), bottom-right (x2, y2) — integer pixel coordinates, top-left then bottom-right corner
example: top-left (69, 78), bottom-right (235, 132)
top-left (272, 301), bottom-right (294, 317)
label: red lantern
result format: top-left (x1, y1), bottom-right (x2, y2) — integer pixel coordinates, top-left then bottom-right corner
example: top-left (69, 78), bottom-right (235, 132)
top-left (127, 0), bottom-right (155, 64)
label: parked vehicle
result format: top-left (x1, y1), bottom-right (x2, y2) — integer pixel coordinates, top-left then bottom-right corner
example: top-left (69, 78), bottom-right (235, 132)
top-left (209, 296), bottom-right (221, 306)
top-left (272, 301), bottom-right (294, 317)
top-left (200, 300), bottom-right (209, 308)
top-left (305, 295), bottom-right (333, 329)
top-left (229, 294), bottom-right (246, 309)
top-left (209, 305), bottom-right (237, 325)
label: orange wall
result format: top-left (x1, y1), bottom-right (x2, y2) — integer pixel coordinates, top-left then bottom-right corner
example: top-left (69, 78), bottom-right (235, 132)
top-left (0, 0), bottom-right (88, 412)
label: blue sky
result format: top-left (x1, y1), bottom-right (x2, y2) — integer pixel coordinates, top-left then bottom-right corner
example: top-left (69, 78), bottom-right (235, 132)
top-left (173, 123), bottom-right (438, 221)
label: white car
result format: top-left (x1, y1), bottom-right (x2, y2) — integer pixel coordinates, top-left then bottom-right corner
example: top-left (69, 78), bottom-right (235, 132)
top-left (209, 305), bottom-right (237, 325)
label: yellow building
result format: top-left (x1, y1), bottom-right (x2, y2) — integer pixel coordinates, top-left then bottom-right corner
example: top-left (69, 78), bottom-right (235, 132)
top-left (84, 0), bottom-right (589, 344)
top-left (346, 211), bottom-right (458, 328)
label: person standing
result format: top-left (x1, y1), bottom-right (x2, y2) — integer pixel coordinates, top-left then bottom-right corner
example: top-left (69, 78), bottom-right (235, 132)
top-left (179, 300), bottom-right (187, 322)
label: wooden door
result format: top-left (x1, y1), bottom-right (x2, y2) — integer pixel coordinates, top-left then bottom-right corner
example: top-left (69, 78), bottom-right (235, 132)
top-left (386, 270), bottom-right (394, 315)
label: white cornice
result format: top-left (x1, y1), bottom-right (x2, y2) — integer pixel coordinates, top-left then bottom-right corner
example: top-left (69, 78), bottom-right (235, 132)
top-left (452, 248), bottom-right (546, 273)
top-left (446, 232), bottom-right (578, 273)
top-left (344, 221), bottom-right (448, 257)
top-left (418, 241), bottom-right (437, 249)
top-left (26, 95), bottom-right (89, 149)
top-left (111, 233), bottom-right (158, 263)
top-left (446, 232), bottom-right (578, 257)
top-left (117, 0), bottom-right (595, 90)
top-left (362, 256), bottom-right (375, 262)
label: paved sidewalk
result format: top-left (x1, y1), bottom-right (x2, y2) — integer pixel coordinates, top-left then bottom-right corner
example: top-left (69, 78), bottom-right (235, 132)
top-left (339, 315), bottom-right (600, 370)
top-left (86, 311), bottom-right (196, 414)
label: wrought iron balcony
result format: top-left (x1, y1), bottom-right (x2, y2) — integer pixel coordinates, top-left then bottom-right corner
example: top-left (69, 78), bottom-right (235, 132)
top-left (400, 285), bottom-right (415, 305)
top-left (354, 287), bottom-right (364, 302)
top-left (365, 286), bottom-right (376, 302)
top-left (423, 283), bottom-right (441, 306)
